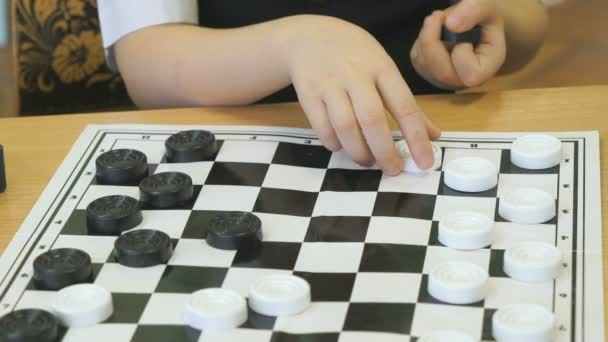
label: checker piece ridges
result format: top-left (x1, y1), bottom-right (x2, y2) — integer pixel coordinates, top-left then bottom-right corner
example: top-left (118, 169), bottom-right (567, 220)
top-left (206, 211), bottom-right (263, 253)
top-left (249, 274), bottom-right (312, 316)
top-left (86, 195), bottom-right (143, 236)
top-left (439, 210), bottom-right (494, 250)
top-left (492, 304), bottom-right (555, 342)
top-left (114, 229), bottom-right (173, 268)
top-left (503, 241), bottom-right (562, 283)
top-left (444, 156), bottom-right (498, 192)
top-left (95, 149), bottom-right (148, 186)
top-left (165, 130), bottom-right (218, 163)
top-left (184, 288), bottom-right (247, 332)
top-left (0, 309), bottom-right (59, 342)
top-left (139, 171), bottom-right (194, 209)
top-left (511, 134), bottom-right (562, 170)
top-left (33, 248), bottom-right (92, 291)
top-left (428, 261), bottom-right (489, 305)
top-left (51, 283), bottom-right (113, 328)
top-left (499, 187), bottom-right (556, 225)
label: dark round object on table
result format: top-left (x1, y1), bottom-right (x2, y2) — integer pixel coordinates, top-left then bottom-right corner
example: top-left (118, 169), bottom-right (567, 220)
top-left (0, 309), bottom-right (59, 342)
top-left (96, 149), bottom-right (148, 185)
top-left (139, 172), bottom-right (193, 209)
top-left (33, 248), bottom-right (92, 291)
top-left (114, 229), bottom-right (173, 268)
top-left (206, 211), bottom-right (263, 252)
top-left (165, 130), bottom-right (217, 163)
top-left (86, 195), bottom-right (143, 236)
top-left (441, 25), bottom-right (481, 45)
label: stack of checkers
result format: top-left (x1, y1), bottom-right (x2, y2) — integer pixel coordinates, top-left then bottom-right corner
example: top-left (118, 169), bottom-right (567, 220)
top-left (397, 134), bottom-right (564, 342)
top-left (0, 130), bottom-right (316, 340)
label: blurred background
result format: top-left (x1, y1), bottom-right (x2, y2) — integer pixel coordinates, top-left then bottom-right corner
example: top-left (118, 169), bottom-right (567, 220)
top-left (0, 0), bottom-right (607, 117)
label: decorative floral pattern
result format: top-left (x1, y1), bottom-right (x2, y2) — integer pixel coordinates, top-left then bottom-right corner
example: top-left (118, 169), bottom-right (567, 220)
top-left (16, 0), bottom-right (131, 114)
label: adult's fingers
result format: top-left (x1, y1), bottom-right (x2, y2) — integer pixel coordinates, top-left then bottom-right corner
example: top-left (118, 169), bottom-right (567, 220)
top-left (324, 89), bottom-right (374, 166)
top-left (295, 84), bottom-right (342, 151)
top-left (376, 64), bottom-right (435, 169)
top-left (445, 0), bottom-right (497, 32)
top-left (347, 79), bottom-right (402, 175)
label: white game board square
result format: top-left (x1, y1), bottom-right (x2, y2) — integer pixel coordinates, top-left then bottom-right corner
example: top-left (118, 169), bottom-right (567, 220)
top-left (378, 171), bottom-right (442, 195)
top-left (442, 148), bottom-right (502, 172)
top-left (153, 162), bottom-right (214, 185)
top-left (169, 239), bottom-right (236, 267)
top-left (338, 332), bottom-right (411, 342)
top-left (366, 217), bottom-right (432, 246)
top-left (53, 235), bottom-right (115, 263)
top-left (432, 195), bottom-right (496, 222)
top-left (351, 273), bottom-right (422, 303)
top-left (216, 140), bottom-right (279, 164)
top-left (423, 246), bottom-right (490, 274)
top-left (497, 173), bottom-right (559, 198)
top-left (274, 302), bottom-right (349, 333)
top-left (63, 324), bottom-right (137, 342)
top-left (78, 185), bottom-right (139, 209)
top-left (254, 213), bottom-right (310, 243)
top-left (194, 185), bottom-right (260, 211)
top-left (139, 293), bottom-right (190, 325)
top-left (15, 290), bottom-right (55, 312)
top-left (136, 210), bottom-right (191, 239)
top-left (222, 268), bottom-right (292, 298)
top-left (312, 192), bottom-right (376, 217)
top-left (294, 243), bottom-right (364, 273)
top-left (95, 263), bottom-right (165, 293)
top-left (328, 150), bottom-right (380, 170)
top-left (262, 164), bottom-right (326, 192)
top-left (485, 277), bottom-right (553, 309)
top-left (411, 303), bottom-right (484, 339)
top-left (200, 329), bottom-right (273, 342)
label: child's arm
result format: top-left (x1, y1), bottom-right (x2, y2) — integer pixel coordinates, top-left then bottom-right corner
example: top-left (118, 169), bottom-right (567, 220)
top-left (113, 15), bottom-right (440, 175)
top-left (410, 0), bottom-right (547, 89)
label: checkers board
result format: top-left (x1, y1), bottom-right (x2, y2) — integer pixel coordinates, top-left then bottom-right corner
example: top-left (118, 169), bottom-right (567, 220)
top-left (0, 125), bottom-right (603, 342)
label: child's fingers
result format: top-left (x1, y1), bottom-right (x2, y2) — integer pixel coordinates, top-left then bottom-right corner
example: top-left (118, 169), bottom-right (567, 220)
top-left (296, 88), bottom-right (342, 152)
top-left (413, 11), bottom-right (463, 89)
top-left (376, 64), bottom-right (435, 170)
top-left (324, 89), bottom-right (375, 166)
top-left (347, 79), bottom-right (402, 175)
top-left (426, 117), bottom-right (442, 141)
top-left (445, 0), bottom-right (497, 33)
top-left (451, 21), bottom-right (506, 87)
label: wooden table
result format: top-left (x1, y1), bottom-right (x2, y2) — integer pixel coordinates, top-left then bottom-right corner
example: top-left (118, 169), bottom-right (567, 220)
top-left (0, 85), bottom-right (607, 324)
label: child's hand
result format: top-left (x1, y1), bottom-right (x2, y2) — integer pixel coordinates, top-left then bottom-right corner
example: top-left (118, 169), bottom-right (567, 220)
top-left (410, 0), bottom-right (506, 90)
top-left (281, 16), bottom-right (441, 176)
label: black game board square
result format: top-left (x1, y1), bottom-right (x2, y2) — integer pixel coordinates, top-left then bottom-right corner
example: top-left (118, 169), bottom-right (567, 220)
top-left (182, 210), bottom-right (228, 239)
top-left (272, 142), bottom-right (332, 169)
top-left (418, 275), bottom-right (485, 307)
top-left (320, 169), bottom-right (383, 192)
top-left (438, 173), bottom-right (498, 197)
top-left (140, 185), bottom-right (202, 211)
top-left (106, 293), bottom-right (151, 323)
top-left (242, 306), bottom-right (277, 330)
top-left (304, 216), bottom-right (370, 242)
top-left (343, 303), bottom-right (415, 334)
top-left (161, 140), bottom-right (224, 164)
top-left (155, 266), bottom-right (227, 293)
top-left (500, 150), bottom-right (560, 174)
top-left (482, 309), bottom-right (497, 341)
top-left (489, 249), bottom-right (508, 278)
top-left (254, 188), bottom-right (318, 217)
top-left (205, 162), bottom-right (269, 187)
top-left (132, 325), bottom-right (200, 342)
top-left (372, 193), bottom-right (436, 220)
top-left (292, 272), bottom-right (356, 301)
top-left (359, 244), bottom-right (426, 273)
top-left (60, 210), bottom-right (88, 235)
top-left (494, 199), bottom-right (558, 225)
top-left (271, 332), bottom-right (340, 342)
top-left (233, 242), bottom-right (301, 270)
top-left (27, 263), bottom-right (103, 291)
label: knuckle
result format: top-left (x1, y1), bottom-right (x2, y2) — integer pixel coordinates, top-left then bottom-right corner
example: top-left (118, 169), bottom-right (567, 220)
top-left (358, 111), bottom-right (385, 129)
top-left (333, 117), bottom-right (358, 133)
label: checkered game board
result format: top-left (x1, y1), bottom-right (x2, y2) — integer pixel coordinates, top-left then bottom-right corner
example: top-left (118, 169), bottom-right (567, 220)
top-left (0, 125), bottom-right (603, 342)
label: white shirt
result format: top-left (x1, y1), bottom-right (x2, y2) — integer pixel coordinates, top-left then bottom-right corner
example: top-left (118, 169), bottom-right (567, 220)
top-left (98, 0), bottom-right (198, 70)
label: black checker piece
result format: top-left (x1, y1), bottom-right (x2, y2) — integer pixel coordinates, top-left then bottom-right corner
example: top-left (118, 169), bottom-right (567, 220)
top-left (96, 149), bottom-right (148, 186)
top-left (206, 212), bottom-right (262, 253)
top-left (139, 172), bottom-right (193, 209)
top-left (165, 130), bottom-right (217, 163)
top-left (33, 248), bottom-right (92, 290)
top-left (114, 229), bottom-right (173, 268)
top-left (0, 309), bottom-right (59, 342)
top-left (86, 195), bottom-right (142, 236)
